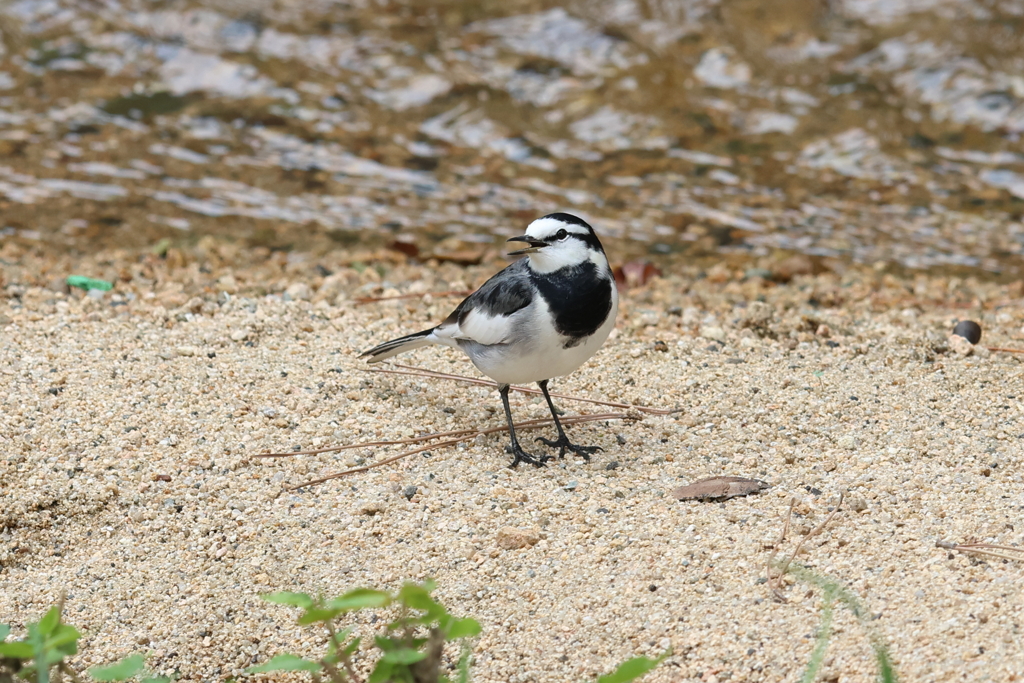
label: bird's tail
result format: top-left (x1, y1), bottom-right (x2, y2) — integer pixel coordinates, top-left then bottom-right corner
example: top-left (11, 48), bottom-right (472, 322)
top-left (360, 328), bottom-right (436, 363)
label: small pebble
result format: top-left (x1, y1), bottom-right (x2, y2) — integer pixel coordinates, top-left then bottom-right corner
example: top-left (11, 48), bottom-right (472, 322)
top-left (495, 527), bottom-right (541, 550)
top-left (952, 320), bottom-right (982, 345)
top-left (948, 334), bottom-right (974, 357)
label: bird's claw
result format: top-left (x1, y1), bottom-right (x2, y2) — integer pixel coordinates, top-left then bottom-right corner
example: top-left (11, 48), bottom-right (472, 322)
top-left (536, 436), bottom-right (602, 461)
top-left (506, 445), bottom-right (551, 468)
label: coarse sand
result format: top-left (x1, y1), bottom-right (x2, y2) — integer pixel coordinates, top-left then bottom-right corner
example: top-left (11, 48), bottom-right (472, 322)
top-left (2, 243), bottom-right (1023, 682)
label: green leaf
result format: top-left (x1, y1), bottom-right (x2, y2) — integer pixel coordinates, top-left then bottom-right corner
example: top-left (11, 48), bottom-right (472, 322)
top-left (341, 637), bottom-right (361, 657)
top-left (326, 589), bottom-right (391, 612)
top-left (596, 653), bottom-right (669, 683)
top-left (46, 624), bottom-right (82, 652)
top-left (141, 677), bottom-right (172, 683)
top-left (445, 618), bottom-right (481, 640)
top-left (37, 606), bottom-right (62, 636)
top-left (90, 654), bottom-right (147, 681)
top-left (0, 641), bottom-right (33, 658)
top-left (296, 608), bottom-right (342, 626)
top-left (374, 635), bottom-right (398, 652)
top-left (799, 592), bottom-right (835, 683)
top-left (261, 592), bottom-right (314, 609)
top-left (245, 654), bottom-right (320, 674)
top-left (326, 627), bottom-right (354, 655)
top-left (0, 624), bottom-right (10, 641)
top-left (454, 641), bottom-right (473, 683)
top-left (397, 583), bottom-right (445, 620)
top-left (367, 661), bottom-right (394, 683)
top-left (44, 645), bottom-right (78, 665)
top-left (380, 648), bottom-right (427, 665)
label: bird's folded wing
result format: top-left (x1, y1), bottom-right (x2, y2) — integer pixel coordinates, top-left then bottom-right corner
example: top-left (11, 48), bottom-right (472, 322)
top-left (434, 270), bottom-right (533, 346)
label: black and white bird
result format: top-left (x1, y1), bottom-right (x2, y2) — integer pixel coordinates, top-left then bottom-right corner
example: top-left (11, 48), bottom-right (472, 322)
top-left (360, 213), bottom-right (618, 467)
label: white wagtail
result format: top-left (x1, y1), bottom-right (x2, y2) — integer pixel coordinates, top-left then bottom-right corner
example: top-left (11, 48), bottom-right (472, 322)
top-left (361, 212), bottom-right (618, 467)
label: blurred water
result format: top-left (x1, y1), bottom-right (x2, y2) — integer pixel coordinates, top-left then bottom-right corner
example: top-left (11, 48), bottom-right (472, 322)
top-left (2, 0), bottom-right (1024, 274)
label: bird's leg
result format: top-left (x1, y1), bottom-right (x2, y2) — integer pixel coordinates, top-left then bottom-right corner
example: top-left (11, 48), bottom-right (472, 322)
top-left (534, 379), bottom-right (602, 461)
top-left (499, 384), bottom-right (549, 468)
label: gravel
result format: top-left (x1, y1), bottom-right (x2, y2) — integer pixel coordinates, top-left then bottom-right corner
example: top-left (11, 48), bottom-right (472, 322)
top-left (2, 248), bottom-right (1023, 682)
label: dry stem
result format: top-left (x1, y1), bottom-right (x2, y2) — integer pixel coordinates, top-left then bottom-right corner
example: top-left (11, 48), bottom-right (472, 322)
top-left (284, 412), bottom-right (633, 490)
top-left (936, 540), bottom-right (1024, 563)
top-left (766, 494), bottom-right (844, 601)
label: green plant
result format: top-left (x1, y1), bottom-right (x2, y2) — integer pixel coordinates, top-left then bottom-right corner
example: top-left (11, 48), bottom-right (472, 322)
top-left (778, 563), bottom-right (899, 683)
top-left (1, 602), bottom-right (82, 683)
top-left (596, 652), bottom-right (670, 683)
top-left (0, 599), bottom-right (167, 683)
top-left (2, 584), bottom-right (665, 683)
top-left (247, 580), bottom-right (479, 683)
top-left (248, 581), bottom-right (667, 683)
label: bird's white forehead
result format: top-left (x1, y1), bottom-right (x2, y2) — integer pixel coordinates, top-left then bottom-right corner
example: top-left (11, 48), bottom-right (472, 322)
top-left (525, 216), bottom-right (590, 239)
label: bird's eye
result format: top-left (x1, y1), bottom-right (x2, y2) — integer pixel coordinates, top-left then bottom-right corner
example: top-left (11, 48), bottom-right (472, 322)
top-left (555, 229), bottom-right (568, 241)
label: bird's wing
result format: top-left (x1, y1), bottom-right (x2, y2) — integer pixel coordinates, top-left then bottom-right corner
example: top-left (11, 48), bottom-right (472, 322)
top-left (433, 262), bottom-right (533, 346)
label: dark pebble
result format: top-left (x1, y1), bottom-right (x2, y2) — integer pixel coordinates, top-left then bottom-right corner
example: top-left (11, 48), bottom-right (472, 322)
top-left (605, 461), bottom-right (619, 470)
top-left (648, 584), bottom-right (657, 592)
top-left (403, 485), bottom-right (418, 500)
top-left (952, 320), bottom-right (982, 344)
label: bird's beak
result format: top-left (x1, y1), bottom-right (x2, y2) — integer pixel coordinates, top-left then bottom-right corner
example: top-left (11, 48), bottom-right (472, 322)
top-left (506, 235), bottom-right (548, 256)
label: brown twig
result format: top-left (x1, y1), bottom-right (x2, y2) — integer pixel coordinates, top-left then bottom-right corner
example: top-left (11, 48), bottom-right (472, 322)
top-left (284, 412), bottom-right (633, 490)
top-left (985, 346), bottom-right (1024, 354)
top-left (257, 414), bottom-right (612, 458)
top-left (766, 494), bottom-right (844, 601)
top-left (370, 363), bottom-right (682, 415)
top-left (352, 290), bottom-right (472, 305)
top-left (936, 540), bottom-right (1024, 563)
top-left (765, 499), bottom-right (795, 600)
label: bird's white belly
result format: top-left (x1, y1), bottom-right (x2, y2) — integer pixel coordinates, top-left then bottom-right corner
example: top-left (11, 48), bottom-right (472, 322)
top-left (466, 294), bottom-right (617, 385)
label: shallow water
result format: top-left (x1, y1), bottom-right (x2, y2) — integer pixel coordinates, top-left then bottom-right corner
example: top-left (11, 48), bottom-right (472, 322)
top-left (2, 0), bottom-right (1024, 275)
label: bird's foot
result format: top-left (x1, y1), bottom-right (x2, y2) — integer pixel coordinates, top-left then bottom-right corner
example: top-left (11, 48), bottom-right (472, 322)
top-left (536, 436), bottom-right (602, 461)
top-left (506, 444), bottom-right (551, 468)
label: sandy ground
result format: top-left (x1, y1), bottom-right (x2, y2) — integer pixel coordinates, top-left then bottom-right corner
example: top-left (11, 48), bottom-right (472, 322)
top-left (2, 241), bottom-right (1024, 683)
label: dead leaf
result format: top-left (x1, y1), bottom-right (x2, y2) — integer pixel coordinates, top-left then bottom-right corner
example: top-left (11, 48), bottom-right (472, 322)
top-left (672, 476), bottom-right (770, 501)
top-left (613, 260), bottom-right (662, 290)
top-left (388, 238), bottom-right (419, 259)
